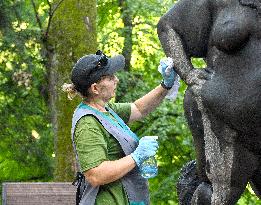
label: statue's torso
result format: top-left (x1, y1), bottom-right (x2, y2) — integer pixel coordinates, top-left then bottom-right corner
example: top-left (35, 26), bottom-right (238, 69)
top-left (200, 0), bottom-right (261, 135)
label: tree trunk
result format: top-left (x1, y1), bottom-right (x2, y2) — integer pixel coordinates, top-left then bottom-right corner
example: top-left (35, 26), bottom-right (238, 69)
top-left (47, 0), bottom-right (97, 181)
top-left (119, 0), bottom-right (133, 71)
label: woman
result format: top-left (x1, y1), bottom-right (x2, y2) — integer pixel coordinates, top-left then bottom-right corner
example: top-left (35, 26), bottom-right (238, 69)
top-left (157, 0), bottom-right (261, 204)
top-left (63, 50), bottom-right (179, 205)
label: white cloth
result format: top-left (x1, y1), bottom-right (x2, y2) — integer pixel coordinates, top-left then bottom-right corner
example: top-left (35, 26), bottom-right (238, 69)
top-left (165, 75), bottom-right (180, 100)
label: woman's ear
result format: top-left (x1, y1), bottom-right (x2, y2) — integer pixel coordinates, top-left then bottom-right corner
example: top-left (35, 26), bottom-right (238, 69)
top-left (90, 83), bottom-right (100, 95)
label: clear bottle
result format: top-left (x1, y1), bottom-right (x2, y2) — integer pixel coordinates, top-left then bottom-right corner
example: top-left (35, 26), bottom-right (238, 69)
top-left (140, 136), bottom-right (158, 179)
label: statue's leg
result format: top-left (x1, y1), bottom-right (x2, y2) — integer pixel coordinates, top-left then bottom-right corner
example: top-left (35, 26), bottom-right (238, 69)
top-left (191, 182), bottom-right (212, 205)
top-left (178, 88), bottom-right (212, 205)
top-left (202, 115), bottom-right (259, 205)
top-left (184, 88), bottom-right (208, 182)
top-left (176, 160), bottom-right (201, 205)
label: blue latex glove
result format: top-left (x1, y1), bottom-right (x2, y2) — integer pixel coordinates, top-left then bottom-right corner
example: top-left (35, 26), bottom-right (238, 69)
top-left (158, 57), bottom-right (176, 89)
top-left (131, 137), bottom-right (159, 167)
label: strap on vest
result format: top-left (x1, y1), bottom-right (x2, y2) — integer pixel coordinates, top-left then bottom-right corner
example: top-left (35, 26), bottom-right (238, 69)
top-left (79, 103), bottom-right (139, 142)
top-left (106, 106), bottom-right (139, 142)
top-left (72, 172), bottom-right (86, 205)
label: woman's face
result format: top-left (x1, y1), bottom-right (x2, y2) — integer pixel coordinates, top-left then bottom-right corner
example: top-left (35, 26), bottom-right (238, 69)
top-left (96, 74), bottom-right (119, 102)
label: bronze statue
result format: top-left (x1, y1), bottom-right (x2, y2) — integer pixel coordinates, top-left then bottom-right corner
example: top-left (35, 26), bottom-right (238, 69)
top-left (157, 0), bottom-right (261, 204)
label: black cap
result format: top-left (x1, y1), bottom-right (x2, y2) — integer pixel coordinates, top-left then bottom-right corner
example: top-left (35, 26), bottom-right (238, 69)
top-left (71, 50), bottom-right (125, 95)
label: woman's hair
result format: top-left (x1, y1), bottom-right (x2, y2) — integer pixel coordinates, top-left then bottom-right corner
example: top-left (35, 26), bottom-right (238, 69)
top-left (62, 76), bottom-right (110, 100)
top-left (61, 83), bottom-right (83, 100)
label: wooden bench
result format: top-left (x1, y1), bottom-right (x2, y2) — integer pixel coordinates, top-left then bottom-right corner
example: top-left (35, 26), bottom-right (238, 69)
top-left (2, 182), bottom-right (76, 205)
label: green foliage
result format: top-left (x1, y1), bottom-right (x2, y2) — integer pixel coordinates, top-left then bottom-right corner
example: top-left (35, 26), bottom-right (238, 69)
top-left (97, 0), bottom-right (175, 71)
top-left (237, 186), bottom-right (261, 205)
top-left (0, 0), bottom-right (54, 189)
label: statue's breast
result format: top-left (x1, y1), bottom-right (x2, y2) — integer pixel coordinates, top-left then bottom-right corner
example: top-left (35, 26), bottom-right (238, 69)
top-left (210, 6), bottom-right (255, 53)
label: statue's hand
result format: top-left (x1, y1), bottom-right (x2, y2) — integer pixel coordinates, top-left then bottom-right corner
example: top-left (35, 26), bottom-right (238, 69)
top-left (186, 69), bottom-right (210, 97)
top-left (186, 69), bottom-right (209, 86)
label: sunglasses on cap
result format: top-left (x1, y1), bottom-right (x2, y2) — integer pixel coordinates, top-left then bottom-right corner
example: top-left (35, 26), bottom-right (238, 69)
top-left (95, 50), bottom-right (108, 69)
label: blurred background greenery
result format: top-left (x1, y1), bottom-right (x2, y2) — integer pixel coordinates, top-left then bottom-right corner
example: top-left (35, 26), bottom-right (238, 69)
top-left (0, 0), bottom-right (260, 204)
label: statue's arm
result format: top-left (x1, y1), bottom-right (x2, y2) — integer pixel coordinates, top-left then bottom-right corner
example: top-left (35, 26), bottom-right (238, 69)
top-left (157, 0), bottom-right (212, 85)
top-left (157, 22), bottom-right (193, 83)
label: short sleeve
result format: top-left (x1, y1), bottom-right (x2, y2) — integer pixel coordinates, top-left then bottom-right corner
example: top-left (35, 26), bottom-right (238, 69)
top-left (107, 102), bottom-right (131, 123)
top-left (162, 0), bottom-right (212, 57)
top-left (74, 115), bottom-right (108, 172)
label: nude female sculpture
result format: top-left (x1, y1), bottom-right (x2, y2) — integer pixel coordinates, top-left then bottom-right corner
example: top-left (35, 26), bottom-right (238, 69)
top-left (157, 0), bottom-right (261, 204)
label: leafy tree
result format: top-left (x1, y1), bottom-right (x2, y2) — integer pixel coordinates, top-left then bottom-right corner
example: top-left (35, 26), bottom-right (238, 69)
top-left (0, 0), bottom-right (97, 188)
top-left (0, 0), bottom-right (54, 189)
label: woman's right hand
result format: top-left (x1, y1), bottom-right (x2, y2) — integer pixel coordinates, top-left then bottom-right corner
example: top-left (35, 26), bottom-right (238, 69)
top-left (158, 57), bottom-right (177, 89)
top-left (130, 137), bottom-right (159, 167)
